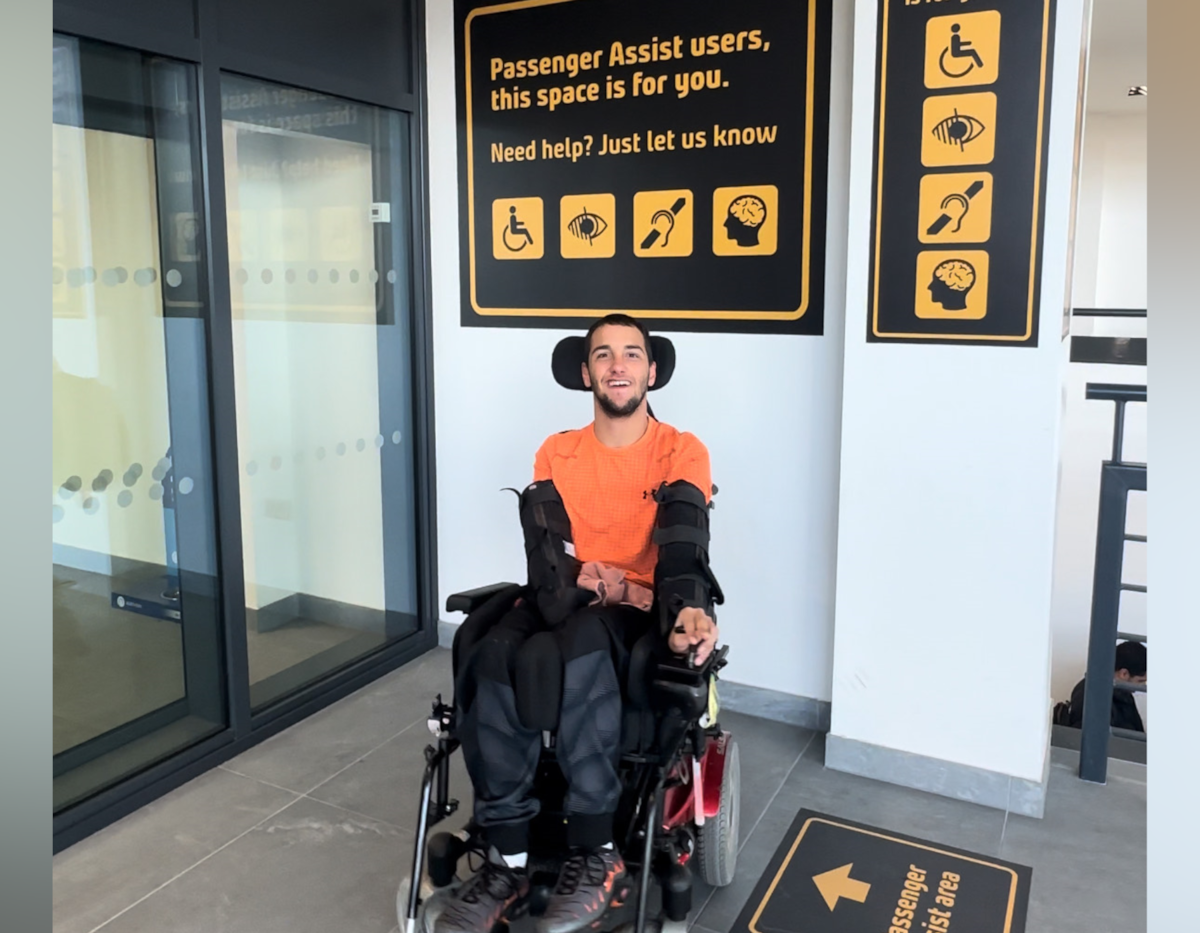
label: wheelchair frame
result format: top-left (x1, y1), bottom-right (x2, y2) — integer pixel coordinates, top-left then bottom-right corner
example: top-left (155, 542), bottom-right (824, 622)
top-left (401, 583), bottom-right (736, 933)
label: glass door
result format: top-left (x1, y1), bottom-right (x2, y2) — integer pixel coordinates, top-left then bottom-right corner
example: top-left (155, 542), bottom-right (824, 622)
top-left (52, 35), bottom-right (226, 811)
top-left (220, 74), bottom-right (421, 711)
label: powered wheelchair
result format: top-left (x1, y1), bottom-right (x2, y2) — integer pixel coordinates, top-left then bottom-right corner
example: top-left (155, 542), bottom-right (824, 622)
top-left (398, 334), bottom-right (740, 933)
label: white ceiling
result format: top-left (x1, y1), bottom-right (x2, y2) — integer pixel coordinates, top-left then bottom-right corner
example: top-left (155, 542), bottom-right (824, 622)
top-left (1084, 0), bottom-right (1147, 115)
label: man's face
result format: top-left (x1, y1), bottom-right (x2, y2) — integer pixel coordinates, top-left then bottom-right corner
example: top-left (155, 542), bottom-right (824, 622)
top-left (1116, 669), bottom-right (1148, 685)
top-left (581, 324), bottom-right (657, 418)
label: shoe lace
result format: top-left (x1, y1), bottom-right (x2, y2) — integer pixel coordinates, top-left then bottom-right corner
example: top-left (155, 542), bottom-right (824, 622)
top-left (554, 851), bottom-right (610, 896)
top-left (458, 850), bottom-right (525, 906)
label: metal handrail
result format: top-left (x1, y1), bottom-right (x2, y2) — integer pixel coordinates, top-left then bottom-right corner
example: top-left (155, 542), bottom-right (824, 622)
top-left (1072, 307), bottom-right (1147, 318)
top-left (1085, 384), bottom-right (1146, 464)
top-left (1078, 383), bottom-right (1148, 784)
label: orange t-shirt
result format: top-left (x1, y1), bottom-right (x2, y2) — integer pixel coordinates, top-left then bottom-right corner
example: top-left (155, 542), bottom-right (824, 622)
top-left (533, 418), bottom-right (712, 588)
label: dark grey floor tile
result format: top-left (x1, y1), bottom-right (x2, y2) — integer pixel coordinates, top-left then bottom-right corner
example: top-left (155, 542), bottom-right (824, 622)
top-left (96, 797), bottom-right (413, 933)
top-left (716, 711), bottom-right (815, 846)
top-left (223, 679), bottom-right (425, 793)
top-left (53, 768), bottom-right (299, 933)
top-left (309, 719), bottom-right (475, 834)
top-left (1001, 759), bottom-right (1145, 933)
top-left (785, 732), bottom-right (1009, 855)
top-left (363, 647), bottom-right (455, 706)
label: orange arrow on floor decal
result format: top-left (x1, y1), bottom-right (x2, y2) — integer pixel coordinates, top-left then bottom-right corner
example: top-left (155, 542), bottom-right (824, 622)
top-left (812, 863), bottom-right (871, 910)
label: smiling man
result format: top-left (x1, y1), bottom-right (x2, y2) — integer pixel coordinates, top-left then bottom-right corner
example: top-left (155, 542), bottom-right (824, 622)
top-left (438, 314), bottom-right (721, 933)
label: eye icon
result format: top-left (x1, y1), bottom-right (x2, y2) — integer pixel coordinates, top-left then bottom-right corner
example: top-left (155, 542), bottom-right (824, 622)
top-left (931, 109), bottom-right (987, 150)
top-left (567, 208), bottom-right (608, 245)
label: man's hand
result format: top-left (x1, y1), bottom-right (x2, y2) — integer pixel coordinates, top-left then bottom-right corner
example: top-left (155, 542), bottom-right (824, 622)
top-left (668, 607), bottom-right (719, 666)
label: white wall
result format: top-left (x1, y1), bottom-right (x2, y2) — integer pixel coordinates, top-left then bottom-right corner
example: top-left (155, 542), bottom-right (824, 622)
top-left (1050, 109), bottom-right (1147, 702)
top-left (427, 0), bottom-right (857, 701)
top-left (1069, 112), bottom-right (1147, 310)
top-left (828, 0), bottom-right (1087, 783)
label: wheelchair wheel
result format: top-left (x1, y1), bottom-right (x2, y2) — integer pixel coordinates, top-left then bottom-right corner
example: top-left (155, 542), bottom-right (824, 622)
top-left (696, 739), bottom-right (740, 888)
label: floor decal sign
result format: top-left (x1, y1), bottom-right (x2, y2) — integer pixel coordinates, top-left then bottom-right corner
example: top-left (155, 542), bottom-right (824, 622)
top-left (867, 0), bottom-right (1056, 346)
top-left (732, 810), bottom-right (1033, 933)
top-left (454, 0), bottom-right (833, 334)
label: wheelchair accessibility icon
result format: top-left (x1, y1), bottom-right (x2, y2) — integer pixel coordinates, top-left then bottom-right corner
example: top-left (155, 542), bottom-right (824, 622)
top-left (492, 197), bottom-right (544, 260)
top-left (939, 24), bottom-right (984, 79)
top-left (502, 206), bottom-right (535, 252)
top-left (924, 11), bottom-right (1000, 90)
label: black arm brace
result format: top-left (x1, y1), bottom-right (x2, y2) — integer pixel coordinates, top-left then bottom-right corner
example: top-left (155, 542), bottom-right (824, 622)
top-left (517, 480), bottom-right (593, 626)
top-left (652, 480), bottom-right (724, 639)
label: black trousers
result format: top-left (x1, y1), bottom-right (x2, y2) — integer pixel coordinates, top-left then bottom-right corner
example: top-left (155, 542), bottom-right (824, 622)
top-left (455, 600), bottom-right (651, 855)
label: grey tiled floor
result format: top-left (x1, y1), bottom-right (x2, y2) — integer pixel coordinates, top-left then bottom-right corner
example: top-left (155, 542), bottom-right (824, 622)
top-left (53, 648), bottom-right (1146, 933)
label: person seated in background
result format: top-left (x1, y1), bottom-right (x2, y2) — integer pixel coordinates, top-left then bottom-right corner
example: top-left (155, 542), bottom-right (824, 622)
top-left (1066, 640), bottom-right (1146, 733)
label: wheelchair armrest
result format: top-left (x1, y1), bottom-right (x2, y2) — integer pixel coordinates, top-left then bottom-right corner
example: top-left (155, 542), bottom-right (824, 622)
top-left (445, 582), bottom-right (522, 616)
top-left (650, 645), bottom-right (730, 722)
top-left (657, 643), bottom-right (729, 680)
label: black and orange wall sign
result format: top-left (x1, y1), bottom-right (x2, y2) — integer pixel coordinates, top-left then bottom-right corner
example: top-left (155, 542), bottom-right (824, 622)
top-left (868, 0), bottom-right (1056, 345)
top-left (455, 0), bottom-right (832, 334)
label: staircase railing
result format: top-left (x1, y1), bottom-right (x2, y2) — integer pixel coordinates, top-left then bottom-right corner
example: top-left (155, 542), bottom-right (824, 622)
top-left (1078, 383), bottom-right (1147, 784)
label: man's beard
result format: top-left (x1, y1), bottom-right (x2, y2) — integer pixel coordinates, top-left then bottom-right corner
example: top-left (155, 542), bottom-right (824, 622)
top-left (593, 380), bottom-right (646, 418)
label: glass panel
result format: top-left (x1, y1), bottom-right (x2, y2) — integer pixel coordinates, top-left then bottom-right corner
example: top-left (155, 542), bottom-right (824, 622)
top-left (220, 74), bottom-right (419, 711)
top-left (52, 35), bottom-right (225, 812)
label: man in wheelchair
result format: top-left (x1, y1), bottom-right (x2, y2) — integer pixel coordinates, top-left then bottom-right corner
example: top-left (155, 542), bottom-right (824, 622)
top-left (424, 315), bottom-right (728, 933)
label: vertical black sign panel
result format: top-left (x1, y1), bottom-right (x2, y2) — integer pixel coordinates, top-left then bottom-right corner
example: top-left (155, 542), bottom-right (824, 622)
top-left (455, 0), bottom-right (832, 334)
top-left (867, 0), bottom-right (1055, 345)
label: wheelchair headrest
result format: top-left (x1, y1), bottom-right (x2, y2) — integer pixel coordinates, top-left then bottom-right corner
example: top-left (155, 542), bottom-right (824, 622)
top-left (552, 335), bottom-right (676, 392)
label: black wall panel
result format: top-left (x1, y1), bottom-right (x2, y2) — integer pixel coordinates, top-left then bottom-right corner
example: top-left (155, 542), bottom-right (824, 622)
top-left (57, 0), bottom-right (200, 44)
top-left (216, 0), bottom-right (412, 105)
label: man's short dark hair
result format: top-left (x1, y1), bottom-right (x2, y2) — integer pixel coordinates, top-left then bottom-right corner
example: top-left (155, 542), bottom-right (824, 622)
top-left (1115, 640), bottom-right (1146, 676)
top-left (585, 314), bottom-right (653, 363)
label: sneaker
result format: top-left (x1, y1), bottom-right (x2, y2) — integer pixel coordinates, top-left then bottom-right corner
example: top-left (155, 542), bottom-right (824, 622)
top-left (432, 856), bottom-right (529, 933)
top-left (535, 848), bottom-right (627, 933)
